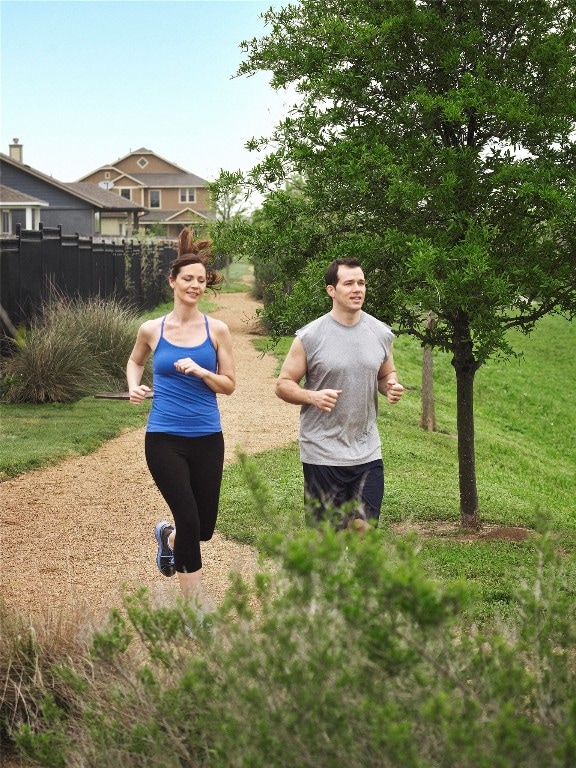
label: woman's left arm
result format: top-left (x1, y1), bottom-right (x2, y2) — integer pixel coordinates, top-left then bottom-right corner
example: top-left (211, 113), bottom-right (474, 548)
top-left (211, 321), bottom-right (236, 395)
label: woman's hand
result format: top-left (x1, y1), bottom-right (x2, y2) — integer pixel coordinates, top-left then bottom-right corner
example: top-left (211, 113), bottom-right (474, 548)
top-left (175, 357), bottom-right (206, 378)
top-left (129, 384), bottom-right (152, 404)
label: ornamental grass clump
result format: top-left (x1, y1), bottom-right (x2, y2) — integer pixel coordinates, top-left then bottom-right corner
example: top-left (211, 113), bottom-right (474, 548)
top-left (1, 292), bottom-right (141, 404)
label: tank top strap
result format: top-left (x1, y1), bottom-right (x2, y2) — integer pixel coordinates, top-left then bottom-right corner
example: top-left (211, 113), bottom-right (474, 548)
top-left (160, 315), bottom-right (167, 338)
top-left (204, 314), bottom-right (216, 349)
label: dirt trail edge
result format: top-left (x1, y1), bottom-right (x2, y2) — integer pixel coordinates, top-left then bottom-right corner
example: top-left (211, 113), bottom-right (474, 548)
top-left (1, 291), bottom-right (300, 623)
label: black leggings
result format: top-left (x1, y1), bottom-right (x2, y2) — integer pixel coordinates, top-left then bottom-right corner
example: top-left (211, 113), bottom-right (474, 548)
top-left (145, 431), bottom-right (224, 574)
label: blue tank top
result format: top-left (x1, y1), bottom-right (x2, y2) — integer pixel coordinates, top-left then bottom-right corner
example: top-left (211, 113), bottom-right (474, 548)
top-left (146, 314), bottom-right (222, 437)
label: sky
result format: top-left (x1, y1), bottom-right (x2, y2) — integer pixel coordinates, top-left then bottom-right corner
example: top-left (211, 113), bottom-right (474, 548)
top-left (0, 0), bottom-right (295, 184)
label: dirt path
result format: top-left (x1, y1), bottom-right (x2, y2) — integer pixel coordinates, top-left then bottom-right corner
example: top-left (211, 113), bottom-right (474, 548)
top-left (0, 290), bottom-right (299, 626)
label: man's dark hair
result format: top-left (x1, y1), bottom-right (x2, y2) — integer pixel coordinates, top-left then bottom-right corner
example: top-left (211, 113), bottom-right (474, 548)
top-left (325, 258), bottom-right (362, 287)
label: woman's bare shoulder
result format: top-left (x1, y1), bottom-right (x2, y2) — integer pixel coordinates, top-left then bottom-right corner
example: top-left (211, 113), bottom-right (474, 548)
top-left (207, 316), bottom-right (231, 335)
top-left (137, 316), bottom-right (163, 339)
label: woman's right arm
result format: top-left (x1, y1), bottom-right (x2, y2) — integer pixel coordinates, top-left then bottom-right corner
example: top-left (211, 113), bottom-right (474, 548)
top-left (127, 322), bottom-right (154, 404)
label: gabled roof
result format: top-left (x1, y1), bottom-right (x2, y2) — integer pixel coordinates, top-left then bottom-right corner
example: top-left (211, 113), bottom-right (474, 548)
top-left (0, 154), bottom-right (147, 212)
top-left (139, 208), bottom-right (216, 223)
top-left (103, 170), bottom-right (147, 186)
top-left (129, 172), bottom-right (209, 187)
top-left (65, 182), bottom-right (146, 211)
top-left (76, 149), bottom-right (209, 186)
top-left (163, 208), bottom-right (214, 222)
top-left (110, 147), bottom-right (195, 175)
top-left (0, 184), bottom-right (49, 207)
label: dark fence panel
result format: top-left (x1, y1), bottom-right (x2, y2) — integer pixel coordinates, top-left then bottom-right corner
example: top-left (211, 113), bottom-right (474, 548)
top-left (0, 226), bottom-right (176, 347)
top-left (61, 233), bottom-right (81, 296)
top-left (16, 229), bottom-right (44, 323)
top-left (77, 236), bottom-right (93, 300)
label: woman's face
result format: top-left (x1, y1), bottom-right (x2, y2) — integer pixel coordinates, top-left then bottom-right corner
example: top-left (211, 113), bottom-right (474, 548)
top-left (170, 262), bottom-right (207, 304)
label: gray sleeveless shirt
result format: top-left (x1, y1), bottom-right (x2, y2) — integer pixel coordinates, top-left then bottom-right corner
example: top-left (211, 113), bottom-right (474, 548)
top-left (296, 311), bottom-right (395, 465)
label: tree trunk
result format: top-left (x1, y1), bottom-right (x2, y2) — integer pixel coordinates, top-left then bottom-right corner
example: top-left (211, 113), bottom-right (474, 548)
top-left (420, 345), bottom-right (436, 431)
top-left (420, 311), bottom-right (437, 432)
top-left (452, 329), bottom-right (482, 529)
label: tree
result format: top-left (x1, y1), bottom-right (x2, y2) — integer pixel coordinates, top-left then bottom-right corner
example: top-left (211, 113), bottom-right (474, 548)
top-left (234, 0), bottom-right (576, 528)
top-left (209, 174), bottom-right (251, 283)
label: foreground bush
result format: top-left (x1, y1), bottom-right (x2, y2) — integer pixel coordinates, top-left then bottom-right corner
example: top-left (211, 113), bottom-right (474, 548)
top-left (2, 521), bottom-right (574, 768)
top-left (1, 293), bottom-right (142, 404)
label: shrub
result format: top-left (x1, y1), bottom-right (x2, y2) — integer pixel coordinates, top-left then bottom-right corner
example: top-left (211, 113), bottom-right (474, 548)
top-left (3, 522), bottom-right (574, 768)
top-left (1, 292), bottom-right (142, 404)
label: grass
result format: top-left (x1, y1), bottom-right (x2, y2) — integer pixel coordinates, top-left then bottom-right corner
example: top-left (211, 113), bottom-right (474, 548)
top-left (0, 398), bottom-right (151, 478)
top-left (233, 312), bottom-right (576, 617)
top-left (1, 298), bottom-right (574, 615)
top-left (1, 302), bottom-right (575, 766)
top-left (247, 313), bottom-right (575, 535)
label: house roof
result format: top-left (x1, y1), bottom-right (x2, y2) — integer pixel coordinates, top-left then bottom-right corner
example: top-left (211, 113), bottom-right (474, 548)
top-left (0, 153), bottom-right (147, 212)
top-left (109, 147), bottom-right (197, 176)
top-left (139, 208), bottom-right (216, 224)
top-left (65, 182), bottom-right (147, 211)
top-left (129, 172), bottom-right (209, 187)
top-left (0, 184), bottom-right (49, 207)
top-left (76, 149), bottom-right (209, 186)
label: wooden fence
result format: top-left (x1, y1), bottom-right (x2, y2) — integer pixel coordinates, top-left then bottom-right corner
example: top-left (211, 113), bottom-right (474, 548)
top-left (0, 224), bottom-right (177, 349)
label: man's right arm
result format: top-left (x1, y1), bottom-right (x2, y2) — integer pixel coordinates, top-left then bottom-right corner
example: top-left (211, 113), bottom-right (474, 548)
top-left (275, 337), bottom-right (342, 413)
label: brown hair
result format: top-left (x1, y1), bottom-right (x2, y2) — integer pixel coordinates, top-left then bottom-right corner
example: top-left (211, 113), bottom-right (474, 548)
top-left (324, 258), bottom-right (362, 287)
top-left (168, 228), bottom-right (224, 289)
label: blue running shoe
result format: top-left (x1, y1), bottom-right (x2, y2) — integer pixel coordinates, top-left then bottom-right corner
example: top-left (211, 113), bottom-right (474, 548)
top-left (154, 521), bottom-right (175, 577)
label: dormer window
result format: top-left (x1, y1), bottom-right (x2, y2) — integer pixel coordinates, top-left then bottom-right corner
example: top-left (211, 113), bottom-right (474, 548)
top-left (137, 157), bottom-right (149, 168)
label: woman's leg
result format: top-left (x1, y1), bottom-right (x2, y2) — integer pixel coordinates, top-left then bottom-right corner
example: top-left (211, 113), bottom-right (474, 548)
top-left (145, 433), bottom-right (203, 594)
top-left (145, 432), bottom-right (224, 601)
top-left (188, 432), bottom-right (224, 542)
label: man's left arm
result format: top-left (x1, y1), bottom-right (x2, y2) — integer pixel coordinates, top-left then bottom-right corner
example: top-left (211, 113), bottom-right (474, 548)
top-left (377, 348), bottom-right (405, 404)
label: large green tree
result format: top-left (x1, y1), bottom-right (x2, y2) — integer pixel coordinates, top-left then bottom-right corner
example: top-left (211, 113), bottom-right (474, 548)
top-left (227, 0), bottom-right (576, 528)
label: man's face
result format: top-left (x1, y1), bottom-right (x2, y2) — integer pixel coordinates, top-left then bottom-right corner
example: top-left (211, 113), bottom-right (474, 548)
top-left (327, 265), bottom-right (366, 311)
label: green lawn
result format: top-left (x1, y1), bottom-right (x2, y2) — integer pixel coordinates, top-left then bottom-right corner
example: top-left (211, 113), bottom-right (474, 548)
top-left (1, 304), bottom-right (574, 620)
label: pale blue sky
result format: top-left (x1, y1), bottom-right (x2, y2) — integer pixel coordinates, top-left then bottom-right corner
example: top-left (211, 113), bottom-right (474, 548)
top-left (0, 0), bottom-right (293, 183)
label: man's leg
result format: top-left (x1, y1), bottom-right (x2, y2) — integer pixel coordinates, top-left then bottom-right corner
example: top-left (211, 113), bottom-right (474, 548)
top-left (302, 463), bottom-right (353, 528)
top-left (349, 459), bottom-right (384, 528)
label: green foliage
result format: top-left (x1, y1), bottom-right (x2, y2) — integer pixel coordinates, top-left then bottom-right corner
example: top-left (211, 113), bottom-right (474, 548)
top-left (238, 0), bottom-right (576, 353)
top-left (2, 511), bottom-right (575, 767)
top-left (0, 293), bottom-right (142, 404)
top-left (233, 0), bottom-right (576, 521)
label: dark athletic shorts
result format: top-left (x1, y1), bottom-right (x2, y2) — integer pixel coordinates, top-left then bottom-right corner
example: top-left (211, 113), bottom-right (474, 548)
top-left (302, 459), bottom-right (384, 529)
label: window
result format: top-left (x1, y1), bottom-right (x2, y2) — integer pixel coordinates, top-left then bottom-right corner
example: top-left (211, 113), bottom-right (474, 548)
top-left (150, 190), bottom-right (161, 208)
top-left (179, 188), bottom-right (196, 203)
top-left (104, 171), bottom-right (111, 179)
top-left (120, 189), bottom-right (131, 200)
top-left (1, 209), bottom-right (11, 234)
top-left (137, 157), bottom-right (149, 168)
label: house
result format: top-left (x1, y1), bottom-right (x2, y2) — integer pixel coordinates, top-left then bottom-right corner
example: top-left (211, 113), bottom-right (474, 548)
top-left (0, 184), bottom-right (49, 234)
top-left (0, 140), bottom-right (147, 238)
top-left (77, 147), bottom-right (216, 239)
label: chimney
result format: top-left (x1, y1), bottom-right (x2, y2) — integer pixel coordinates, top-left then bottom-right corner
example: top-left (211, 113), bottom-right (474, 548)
top-left (9, 138), bottom-right (23, 163)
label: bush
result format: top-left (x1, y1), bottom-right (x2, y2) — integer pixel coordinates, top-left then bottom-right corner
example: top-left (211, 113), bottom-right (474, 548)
top-left (1, 293), bottom-right (142, 404)
top-left (2, 520), bottom-right (574, 768)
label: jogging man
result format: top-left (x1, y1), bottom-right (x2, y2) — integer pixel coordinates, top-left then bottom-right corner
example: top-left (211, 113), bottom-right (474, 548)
top-left (275, 257), bottom-right (404, 530)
